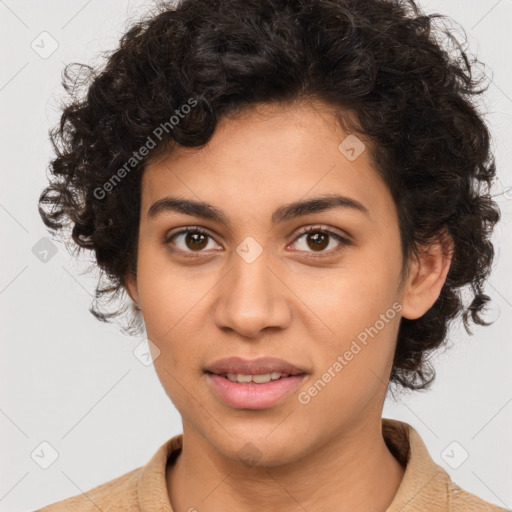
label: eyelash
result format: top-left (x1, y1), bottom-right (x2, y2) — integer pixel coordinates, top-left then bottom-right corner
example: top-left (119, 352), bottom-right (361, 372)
top-left (164, 225), bottom-right (352, 259)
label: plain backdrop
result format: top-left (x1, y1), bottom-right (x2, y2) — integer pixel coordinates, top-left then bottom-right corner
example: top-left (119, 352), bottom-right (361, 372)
top-left (1, 0), bottom-right (511, 510)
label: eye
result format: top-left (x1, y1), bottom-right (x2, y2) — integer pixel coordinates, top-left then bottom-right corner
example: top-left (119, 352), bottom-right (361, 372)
top-left (288, 225), bottom-right (352, 257)
top-left (164, 227), bottom-right (222, 257)
top-left (164, 225), bottom-right (352, 258)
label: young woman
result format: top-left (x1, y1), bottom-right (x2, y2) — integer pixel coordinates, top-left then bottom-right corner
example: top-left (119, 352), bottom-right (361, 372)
top-left (37, 0), bottom-right (507, 510)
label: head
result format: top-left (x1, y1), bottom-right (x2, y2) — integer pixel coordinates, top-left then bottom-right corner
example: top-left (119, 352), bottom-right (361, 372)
top-left (39, 0), bottom-right (500, 462)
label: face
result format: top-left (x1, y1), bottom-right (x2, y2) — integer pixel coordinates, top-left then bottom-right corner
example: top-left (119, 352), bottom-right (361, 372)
top-left (125, 100), bottom-right (442, 467)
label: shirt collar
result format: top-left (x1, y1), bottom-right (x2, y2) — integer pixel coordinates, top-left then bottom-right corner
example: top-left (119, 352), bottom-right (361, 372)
top-left (382, 418), bottom-right (453, 511)
top-left (138, 433), bottom-right (181, 512)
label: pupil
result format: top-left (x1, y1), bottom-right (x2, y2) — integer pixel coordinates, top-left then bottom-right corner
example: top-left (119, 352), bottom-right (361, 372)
top-left (186, 232), bottom-right (208, 250)
top-left (308, 232), bottom-right (328, 251)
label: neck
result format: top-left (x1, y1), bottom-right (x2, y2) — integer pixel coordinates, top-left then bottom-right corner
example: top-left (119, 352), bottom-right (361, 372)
top-left (167, 417), bottom-right (405, 512)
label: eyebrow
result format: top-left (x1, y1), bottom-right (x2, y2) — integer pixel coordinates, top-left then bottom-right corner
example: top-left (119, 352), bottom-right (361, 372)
top-left (147, 194), bottom-right (370, 227)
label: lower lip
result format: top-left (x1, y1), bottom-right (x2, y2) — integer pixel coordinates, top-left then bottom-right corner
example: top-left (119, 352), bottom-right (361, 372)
top-left (206, 373), bottom-right (306, 409)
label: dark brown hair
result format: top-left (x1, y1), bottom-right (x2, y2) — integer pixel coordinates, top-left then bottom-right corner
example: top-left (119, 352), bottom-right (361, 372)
top-left (39, 0), bottom-right (501, 390)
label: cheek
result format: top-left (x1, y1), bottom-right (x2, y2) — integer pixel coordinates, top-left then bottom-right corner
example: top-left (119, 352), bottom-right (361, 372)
top-left (136, 244), bottom-right (201, 335)
top-left (297, 245), bottom-right (401, 396)
top-left (298, 254), bottom-right (400, 344)
top-left (296, 304), bottom-right (400, 423)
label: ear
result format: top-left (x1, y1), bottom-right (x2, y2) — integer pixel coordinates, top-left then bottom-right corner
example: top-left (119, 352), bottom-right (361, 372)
top-left (124, 272), bottom-right (140, 306)
top-left (401, 231), bottom-right (454, 320)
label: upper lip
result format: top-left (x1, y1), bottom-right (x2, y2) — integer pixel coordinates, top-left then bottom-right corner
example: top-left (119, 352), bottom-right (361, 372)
top-left (205, 357), bottom-right (307, 376)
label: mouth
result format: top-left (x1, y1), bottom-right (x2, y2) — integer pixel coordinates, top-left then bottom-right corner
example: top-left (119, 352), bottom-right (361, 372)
top-left (205, 372), bottom-right (307, 409)
top-left (204, 356), bottom-right (308, 409)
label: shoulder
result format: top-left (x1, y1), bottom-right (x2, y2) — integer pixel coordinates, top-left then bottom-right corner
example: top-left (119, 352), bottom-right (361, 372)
top-left (449, 483), bottom-right (510, 512)
top-left (34, 466), bottom-right (143, 511)
top-left (33, 434), bottom-right (182, 512)
top-left (382, 419), bottom-right (509, 512)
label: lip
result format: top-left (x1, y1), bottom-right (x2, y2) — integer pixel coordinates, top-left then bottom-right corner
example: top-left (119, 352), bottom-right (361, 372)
top-left (206, 373), bottom-right (307, 409)
top-left (204, 356), bottom-right (308, 410)
top-left (205, 356), bottom-right (307, 376)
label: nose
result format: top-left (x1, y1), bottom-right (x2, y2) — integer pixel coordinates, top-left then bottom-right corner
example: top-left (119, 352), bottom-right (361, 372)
top-left (213, 251), bottom-right (292, 339)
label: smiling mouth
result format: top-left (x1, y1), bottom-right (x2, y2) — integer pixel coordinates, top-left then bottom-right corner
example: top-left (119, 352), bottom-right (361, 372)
top-left (205, 371), bottom-right (307, 409)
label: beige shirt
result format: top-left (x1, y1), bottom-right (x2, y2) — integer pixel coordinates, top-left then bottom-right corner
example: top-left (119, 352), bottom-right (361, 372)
top-left (37, 418), bottom-right (509, 511)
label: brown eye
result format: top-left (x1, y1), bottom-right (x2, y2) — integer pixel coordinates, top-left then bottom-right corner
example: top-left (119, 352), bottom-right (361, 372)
top-left (184, 231), bottom-right (208, 250)
top-left (305, 231), bottom-right (329, 251)
top-left (165, 227), bottom-right (221, 254)
top-left (290, 226), bottom-right (351, 256)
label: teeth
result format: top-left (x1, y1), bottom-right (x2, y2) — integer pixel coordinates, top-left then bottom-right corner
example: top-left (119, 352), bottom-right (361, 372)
top-left (225, 372), bottom-right (291, 383)
top-left (236, 373), bottom-right (252, 383)
top-left (252, 373), bottom-right (273, 384)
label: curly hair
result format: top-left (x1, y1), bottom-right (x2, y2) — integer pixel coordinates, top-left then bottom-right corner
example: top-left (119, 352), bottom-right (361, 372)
top-left (38, 0), bottom-right (501, 391)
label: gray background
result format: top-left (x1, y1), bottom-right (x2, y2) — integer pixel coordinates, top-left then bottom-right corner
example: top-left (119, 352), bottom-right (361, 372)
top-left (1, 0), bottom-right (511, 510)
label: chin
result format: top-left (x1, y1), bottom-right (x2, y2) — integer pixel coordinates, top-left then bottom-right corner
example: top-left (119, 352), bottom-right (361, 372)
top-left (209, 428), bottom-right (307, 469)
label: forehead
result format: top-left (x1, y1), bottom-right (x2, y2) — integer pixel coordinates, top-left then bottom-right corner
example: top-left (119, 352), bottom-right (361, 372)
top-left (140, 100), bottom-right (395, 225)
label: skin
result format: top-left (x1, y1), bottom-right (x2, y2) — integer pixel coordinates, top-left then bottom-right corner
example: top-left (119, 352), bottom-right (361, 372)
top-left (125, 100), bottom-right (453, 512)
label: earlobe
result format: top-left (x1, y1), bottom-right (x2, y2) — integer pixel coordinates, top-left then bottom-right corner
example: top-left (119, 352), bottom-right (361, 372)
top-left (401, 232), bottom-right (454, 320)
top-left (124, 273), bottom-right (140, 306)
